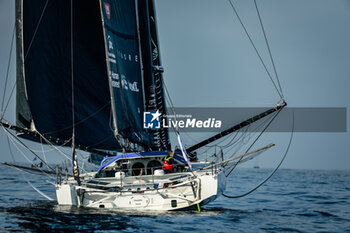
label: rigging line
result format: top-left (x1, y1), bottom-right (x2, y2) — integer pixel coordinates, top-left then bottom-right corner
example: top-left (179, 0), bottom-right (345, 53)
top-left (222, 127), bottom-right (258, 151)
top-left (227, 0), bottom-right (283, 99)
top-left (40, 136), bottom-right (48, 165)
top-left (71, 0), bottom-right (75, 145)
top-left (198, 108), bottom-right (269, 156)
top-left (5, 128), bottom-right (72, 154)
top-left (177, 128), bottom-right (199, 144)
top-left (222, 108), bottom-right (277, 151)
top-left (3, 128), bottom-right (56, 179)
top-left (254, 0), bottom-right (283, 97)
top-left (162, 79), bottom-right (177, 125)
top-left (219, 123), bottom-right (253, 149)
top-left (190, 125), bottom-right (245, 149)
top-left (1, 24), bottom-right (15, 115)
top-left (222, 120), bottom-right (271, 165)
top-left (6, 135), bottom-right (16, 162)
top-left (2, 129), bottom-right (83, 172)
top-left (7, 135), bottom-right (71, 153)
top-left (196, 133), bottom-right (239, 162)
top-left (180, 106), bottom-right (259, 150)
top-left (0, 0), bottom-right (50, 118)
top-left (1, 126), bottom-right (55, 172)
top-left (200, 127), bottom-right (246, 157)
top-left (8, 166), bottom-right (55, 200)
top-left (202, 144), bottom-right (274, 169)
top-left (24, 0), bottom-right (50, 60)
top-left (181, 122), bottom-right (239, 147)
top-left (38, 101), bottom-right (111, 135)
top-left (245, 109), bottom-right (281, 152)
top-left (224, 109), bottom-right (279, 172)
top-left (0, 82), bottom-right (16, 120)
top-left (217, 129), bottom-right (241, 148)
top-left (222, 128), bottom-right (255, 162)
top-left (25, 177), bottom-right (54, 201)
top-left (30, 101), bottom-right (87, 172)
top-left (202, 111), bottom-right (272, 153)
top-left (225, 107), bottom-right (282, 177)
top-left (37, 132), bottom-right (72, 162)
top-left (221, 133), bottom-right (252, 158)
top-left (70, 0), bottom-right (81, 185)
top-left (162, 82), bottom-right (195, 173)
top-left (222, 125), bottom-right (258, 157)
top-left (4, 162), bottom-right (55, 181)
top-left (5, 161), bottom-right (56, 182)
top-left (223, 111), bottom-right (294, 198)
top-left (197, 142), bottom-right (215, 155)
top-left (196, 126), bottom-right (249, 158)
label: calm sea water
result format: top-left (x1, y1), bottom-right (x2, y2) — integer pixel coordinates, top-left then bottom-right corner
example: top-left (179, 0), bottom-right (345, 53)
top-left (0, 165), bottom-right (349, 232)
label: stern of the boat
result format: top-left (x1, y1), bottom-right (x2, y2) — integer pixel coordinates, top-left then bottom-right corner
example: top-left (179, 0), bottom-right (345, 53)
top-left (198, 170), bottom-right (226, 206)
top-left (56, 183), bottom-right (78, 206)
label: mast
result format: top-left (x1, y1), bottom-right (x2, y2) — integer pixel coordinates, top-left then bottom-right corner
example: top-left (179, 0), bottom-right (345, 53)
top-left (135, 0), bottom-right (147, 123)
top-left (148, 0), bottom-right (171, 150)
top-left (186, 101), bottom-right (287, 153)
top-left (70, 0), bottom-right (80, 185)
top-left (138, 0), bottom-right (170, 151)
top-left (138, 0), bottom-right (156, 117)
top-left (98, 0), bottom-right (120, 145)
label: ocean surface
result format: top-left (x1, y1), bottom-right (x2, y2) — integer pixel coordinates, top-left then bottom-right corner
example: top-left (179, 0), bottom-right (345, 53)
top-left (0, 165), bottom-right (349, 232)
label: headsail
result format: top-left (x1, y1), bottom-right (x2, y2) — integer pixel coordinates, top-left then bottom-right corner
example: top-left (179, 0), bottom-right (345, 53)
top-left (100, 0), bottom-right (170, 151)
top-left (100, 0), bottom-right (152, 150)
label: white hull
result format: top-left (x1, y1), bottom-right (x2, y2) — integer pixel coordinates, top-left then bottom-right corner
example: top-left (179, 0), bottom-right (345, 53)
top-left (56, 170), bottom-right (226, 211)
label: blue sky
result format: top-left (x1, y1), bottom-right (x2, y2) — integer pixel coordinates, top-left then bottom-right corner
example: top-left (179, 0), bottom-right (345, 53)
top-left (0, 0), bottom-right (349, 170)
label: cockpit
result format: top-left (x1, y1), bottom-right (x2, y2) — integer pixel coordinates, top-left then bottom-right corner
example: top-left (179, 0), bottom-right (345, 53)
top-left (95, 151), bottom-right (187, 178)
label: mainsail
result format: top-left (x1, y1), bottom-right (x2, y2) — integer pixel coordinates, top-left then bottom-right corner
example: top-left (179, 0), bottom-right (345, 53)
top-left (14, 0), bottom-right (170, 152)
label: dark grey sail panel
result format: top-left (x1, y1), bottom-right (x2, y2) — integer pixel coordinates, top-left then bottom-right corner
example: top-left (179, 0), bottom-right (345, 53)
top-left (16, 0), bottom-right (33, 130)
top-left (138, 0), bottom-right (170, 151)
top-left (18, 0), bottom-right (121, 150)
top-left (100, 0), bottom-right (153, 149)
top-left (148, 0), bottom-right (171, 150)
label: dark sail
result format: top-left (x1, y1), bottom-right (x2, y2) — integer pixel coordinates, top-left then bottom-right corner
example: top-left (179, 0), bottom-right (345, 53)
top-left (138, 0), bottom-right (170, 151)
top-left (149, 0), bottom-right (171, 150)
top-left (14, 0), bottom-right (170, 152)
top-left (16, 0), bottom-right (121, 150)
top-left (100, 0), bottom-right (153, 150)
top-left (15, 0), bottom-right (32, 130)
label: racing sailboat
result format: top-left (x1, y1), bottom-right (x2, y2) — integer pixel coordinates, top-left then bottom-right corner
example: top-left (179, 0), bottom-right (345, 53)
top-left (0, 0), bottom-right (286, 211)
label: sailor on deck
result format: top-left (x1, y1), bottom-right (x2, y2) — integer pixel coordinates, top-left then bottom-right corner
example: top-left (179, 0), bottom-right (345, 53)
top-left (163, 151), bottom-right (175, 173)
